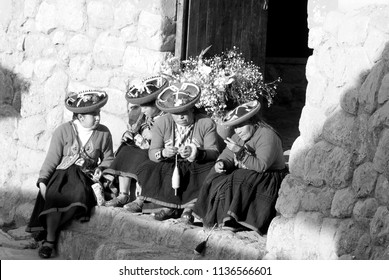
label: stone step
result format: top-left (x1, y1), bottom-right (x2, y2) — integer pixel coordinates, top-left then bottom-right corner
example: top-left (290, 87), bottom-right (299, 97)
top-left (58, 207), bottom-right (267, 260)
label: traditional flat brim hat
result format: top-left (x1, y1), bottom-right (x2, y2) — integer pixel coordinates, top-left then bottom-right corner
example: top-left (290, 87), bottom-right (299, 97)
top-left (65, 90), bottom-right (108, 114)
top-left (221, 100), bottom-right (261, 126)
top-left (156, 82), bottom-right (201, 114)
top-left (125, 76), bottom-right (168, 105)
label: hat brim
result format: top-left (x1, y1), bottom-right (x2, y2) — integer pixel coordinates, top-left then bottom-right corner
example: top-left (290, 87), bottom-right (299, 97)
top-left (222, 101), bottom-right (261, 126)
top-left (65, 95), bottom-right (108, 114)
top-left (125, 77), bottom-right (168, 105)
top-left (156, 83), bottom-right (201, 114)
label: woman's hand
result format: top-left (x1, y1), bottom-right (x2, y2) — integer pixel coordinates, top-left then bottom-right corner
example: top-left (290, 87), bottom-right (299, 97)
top-left (122, 131), bottom-right (134, 143)
top-left (224, 137), bottom-right (242, 153)
top-left (178, 145), bottom-right (192, 159)
top-left (162, 146), bottom-right (178, 158)
top-left (214, 161), bottom-right (226, 173)
top-left (92, 168), bottom-right (102, 182)
top-left (39, 182), bottom-right (47, 200)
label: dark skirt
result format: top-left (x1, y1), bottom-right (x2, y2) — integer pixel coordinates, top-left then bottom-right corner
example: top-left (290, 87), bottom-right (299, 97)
top-left (136, 159), bottom-right (215, 212)
top-left (25, 165), bottom-right (97, 233)
top-left (193, 168), bottom-right (287, 234)
top-left (103, 143), bottom-right (148, 180)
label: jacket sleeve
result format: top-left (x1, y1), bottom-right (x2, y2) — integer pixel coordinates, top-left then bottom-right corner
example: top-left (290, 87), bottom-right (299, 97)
top-left (239, 129), bottom-right (282, 172)
top-left (195, 118), bottom-right (219, 162)
top-left (148, 117), bottom-right (167, 162)
top-left (37, 126), bottom-right (65, 187)
top-left (98, 131), bottom-right (114, 169)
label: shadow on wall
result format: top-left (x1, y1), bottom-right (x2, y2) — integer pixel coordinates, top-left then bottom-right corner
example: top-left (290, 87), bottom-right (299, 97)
top-left (0, 64), bottom-right (30, 119)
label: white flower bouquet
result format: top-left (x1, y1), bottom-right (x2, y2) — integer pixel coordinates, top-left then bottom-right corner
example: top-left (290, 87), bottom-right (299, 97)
top-left (160, 46), bottom-right (281, 122)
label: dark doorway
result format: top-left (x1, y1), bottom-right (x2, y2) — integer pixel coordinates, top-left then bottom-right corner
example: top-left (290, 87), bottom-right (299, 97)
top-left (263, 0), bottom-right (312, 151)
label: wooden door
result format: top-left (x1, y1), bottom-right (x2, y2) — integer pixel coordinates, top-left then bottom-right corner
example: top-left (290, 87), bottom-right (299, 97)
top-left (175, 0), bottom-right (268, 69)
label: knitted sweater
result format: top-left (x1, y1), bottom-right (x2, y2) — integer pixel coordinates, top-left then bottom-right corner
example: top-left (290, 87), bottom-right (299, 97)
top-left (37, 121), bottom-right (114, 186)
top-left (218, 125), bottom-right (285, 172)
top-left (149, 113), bottom-right (219, 162)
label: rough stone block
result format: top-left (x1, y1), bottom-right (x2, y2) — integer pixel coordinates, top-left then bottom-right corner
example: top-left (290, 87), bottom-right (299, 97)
top-left (339, 0), bottom-right (389, 13)
top-left (370, 5), bottom-right (389, 33)
top-left (113, 1), bottom-right (140, 29)
top-left (17, 114), bottom-right (47, 150)
top-left (318, 218), bottom-right (341, 259)
top-left (375, 175), bottom-right (389, 206)
top-left (102, 88), bottom-right (128, 118)
top-left (353, 198), bottom-right (379, 225)
top-left (33, 59), bottom-right (57, 82)
top-left (93, 33), bottom-right (126, 67)
top-left (288, 136), bottom-right (312, 179)
top-left (301, 186), bottom-right (335, 215)
top-left (354, 233), bottom-right (372, 260)
top-left (337, 14), bottom-right (369, 46)
top-left (364, 26), bottom-right (389, 64)
top-left (87, 1), bottom-right (114, 29)
top-left (340, 87), bottom-right (359, 115)
top-left (331, 187), bottom-right (356, 218)
top-left (335, 219), bottom-right (364, 256)
top-left (275, 175), bottom-right (305, 218)
top-left (69, 34), bottom-right (92, 54)
top-left (120, 25), bottom-right (138, 43)
top-left (20, 85), bottom-right (46, 118)
top-left (378, 73), bottom-right (389, 104)
top-left (359, 61), bottom-right (388, 114)
top-left (370, 206), bottom-right (389, 246)
top-left (298, 106), bottom-right (326, 146)
top-left (323, 11), bottom-right (344, 36)
top-left (15, 60), bottom-right (35, 80)
top-left (43, 70), bottom-right (68, 109)
top-left (69, 55), bottom-right (93, 81)
top-left (266, 216), bottom-right (296, 259)
top-left (24, 0), bottom-right (39, 18)
top-left (123, 46), bottom-right (169, 75)
top-left (16, 146), bottom-right (46, 174)
top-left (35, 1), bottom-right (58, 34)
top-left (352, 162), bottom-right (378, 198)
top-left (294, 211), bottom-right (324, 259)
top-left (322, 109), bottom-right (356, 148)
top-left (23, 34), bottom-right (52, 59)
top-left (57, 0), bottom-right (85, 32)
top-left (373, 129), bottom-right (389, 178)
top-left (86, 68), bottom-right (112, 88)
top-left (303, 141), bottom-right (331, 186)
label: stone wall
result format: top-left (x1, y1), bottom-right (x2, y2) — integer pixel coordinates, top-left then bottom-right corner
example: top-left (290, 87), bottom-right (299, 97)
top-left (0, 0), bottom-right (176, 226)
top-left (267, 0), bottom-right (389, 259)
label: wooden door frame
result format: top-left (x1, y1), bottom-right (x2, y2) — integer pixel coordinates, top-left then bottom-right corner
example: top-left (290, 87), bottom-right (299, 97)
top-left (175, 0), bottom-right (190, 60)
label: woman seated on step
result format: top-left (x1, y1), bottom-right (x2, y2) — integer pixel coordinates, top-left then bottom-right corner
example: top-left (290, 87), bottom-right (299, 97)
top-left (193, 100), bottom-right (288, 234)
top-left (26, 90), bottom-right (114, 258)
top-left (124, 82), bottom-right (220, 224)
top-left (103, 76), bottom-right (168, 208)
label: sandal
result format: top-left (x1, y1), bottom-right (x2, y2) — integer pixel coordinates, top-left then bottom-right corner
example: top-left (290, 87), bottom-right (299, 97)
top-left (38, 240), bottom-right (56, 259)
top-left (154, 209), bottom-right (180, 221)
top-left (105, 192), bottom-right (130, 207)
top-left (123, 200), bottom-right (143, 213)
top-left (180, 211), bottom-right (194, 225)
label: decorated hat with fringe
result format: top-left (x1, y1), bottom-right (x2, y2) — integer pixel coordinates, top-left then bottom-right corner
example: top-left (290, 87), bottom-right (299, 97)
top-left (65, 90), bottom-right (108, 114)
top-left (221, 100), bottom-right (261, 126)
top-left (125, 76), bottom-right (169, 105)
top-left (156, 82), bottom-right (201, 114)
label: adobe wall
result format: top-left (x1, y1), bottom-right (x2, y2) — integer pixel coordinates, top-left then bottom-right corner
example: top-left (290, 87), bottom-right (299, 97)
top-left (267, 0), bottom-right (389, 259)
top-left (0, 0), bottom-right (176, 226)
